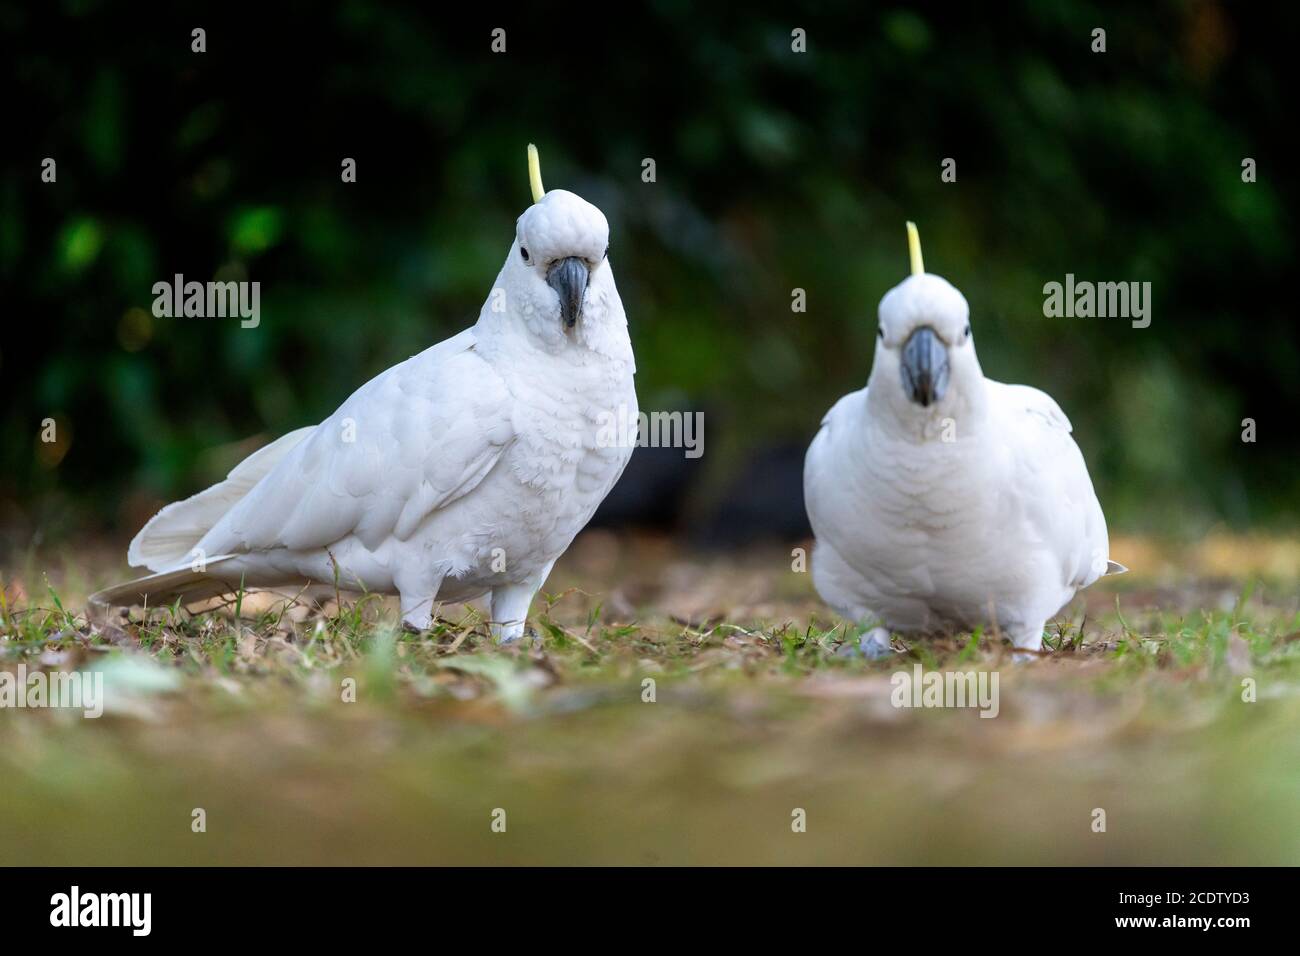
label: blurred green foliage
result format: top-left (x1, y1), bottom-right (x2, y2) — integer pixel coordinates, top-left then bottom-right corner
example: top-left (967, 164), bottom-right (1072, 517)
top-left (2, 0), bottom-right (1296, 543)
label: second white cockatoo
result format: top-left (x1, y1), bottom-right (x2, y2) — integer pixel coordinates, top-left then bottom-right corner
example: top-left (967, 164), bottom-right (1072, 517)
top-left (93, 146), bottom-right (638, 643)
top-left (804, 223), bottom-right (1123, 657)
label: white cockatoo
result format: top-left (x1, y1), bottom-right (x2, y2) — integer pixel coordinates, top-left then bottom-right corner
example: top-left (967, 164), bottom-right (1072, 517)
top-left (803, 223), bottom-right (1123, 656)
top-left (93, 146), bottom-right (637, 642)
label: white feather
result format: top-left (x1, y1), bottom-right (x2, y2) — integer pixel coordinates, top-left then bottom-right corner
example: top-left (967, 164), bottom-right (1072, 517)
top-left (98, 189), bottom-right (637, 642)
top-left (804, 273), bottom-right (1115, 654)
top-left (127, 427), bottom-right (316, 570)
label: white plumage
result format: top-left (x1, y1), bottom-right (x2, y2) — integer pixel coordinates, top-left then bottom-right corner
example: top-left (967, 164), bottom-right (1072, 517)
top-left (95, 172), bottom-right (637, 643)
top-left (804, 241), bottom-right (1120, 656)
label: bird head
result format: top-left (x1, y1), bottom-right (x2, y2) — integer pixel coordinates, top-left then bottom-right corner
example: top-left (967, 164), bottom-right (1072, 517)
top-left (869, 223), bottom-right (983, 425)
top-left (500, 145), bottom-right (613, 345)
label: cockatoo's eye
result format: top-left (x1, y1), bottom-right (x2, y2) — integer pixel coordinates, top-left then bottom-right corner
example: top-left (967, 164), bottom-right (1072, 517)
top-left (603, 245), bottom-right (609, 259)
top-left (963, 324), bottom-right (971, 339)
top-left (877, 327), bottom-right (884, 340)
top-left (520, 246), bottom-right (531, 263)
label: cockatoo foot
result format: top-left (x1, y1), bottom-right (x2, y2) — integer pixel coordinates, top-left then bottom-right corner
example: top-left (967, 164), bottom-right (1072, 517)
top-left (1009, 626), bottom-right (1046, 663)
top-left (399, 604), bottom-right (433, 633)
top-left (492, 622), bottom-right (526, 644)
top-left (859, 626), bottom-right (897, 660)
top-left (489, 572), bottom-right (550, 647)
top-left (835, 626), bottom-right (896, 660)
top-left (397, 573), bottom-right (442, 633)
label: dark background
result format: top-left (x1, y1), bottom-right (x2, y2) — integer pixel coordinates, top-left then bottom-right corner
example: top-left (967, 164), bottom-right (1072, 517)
top-left (3, 0), bottom-right (1296, 554)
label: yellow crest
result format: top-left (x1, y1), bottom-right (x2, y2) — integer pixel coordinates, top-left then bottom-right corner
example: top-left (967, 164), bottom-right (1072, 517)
top-left (906, 221), bottom-right (924, 276)
top-left (527, 144), bottom-right (545, 203)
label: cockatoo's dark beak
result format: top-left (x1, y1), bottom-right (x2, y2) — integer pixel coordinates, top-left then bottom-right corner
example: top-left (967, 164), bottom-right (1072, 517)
top-left (900, 325), bottom-right (949, 407)
top-left (547, 256), bottom-right (589, 330)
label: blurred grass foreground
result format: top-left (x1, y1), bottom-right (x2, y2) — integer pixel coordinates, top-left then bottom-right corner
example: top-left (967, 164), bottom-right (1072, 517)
top-left (1, 531), bottom-right (1298, 865)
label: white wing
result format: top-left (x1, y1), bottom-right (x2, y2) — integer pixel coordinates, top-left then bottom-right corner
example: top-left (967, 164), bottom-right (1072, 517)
top-left (986, 379), bottom-right (1110, 590)
top-left (803, 387), bottom-right (882, 619)
top-left (802, 387), bottom-right (867, 538)
top-left (197, 328), bottom-right (515, 558)
top-left (128, 425), bottom-right (316, 570)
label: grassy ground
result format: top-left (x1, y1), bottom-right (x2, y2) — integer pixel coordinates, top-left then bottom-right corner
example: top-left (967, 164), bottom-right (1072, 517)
top-left (2, 531), bottom-right (1299, 865)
